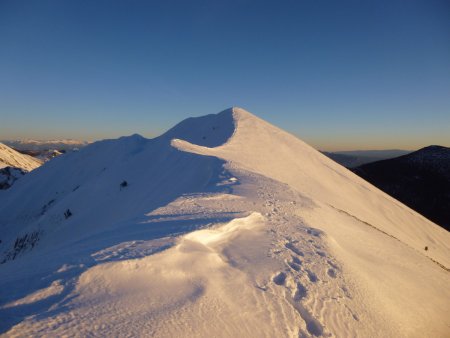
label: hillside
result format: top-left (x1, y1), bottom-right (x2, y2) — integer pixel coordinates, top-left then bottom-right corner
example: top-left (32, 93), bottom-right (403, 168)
top-left (0, 143), bottom-right (42, 171)
top-left (0, 143), bottom-right (42, 190)
top-left (0, 108), bottom-right (449, 337)
top-left (353, 145), bottom-right (450, 231)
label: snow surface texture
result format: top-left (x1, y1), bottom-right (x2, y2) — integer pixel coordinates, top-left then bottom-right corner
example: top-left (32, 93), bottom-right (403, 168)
top-left (0, 108), bottom-right (449, 337)
top-left (0, 143), bottom-right (42, 171)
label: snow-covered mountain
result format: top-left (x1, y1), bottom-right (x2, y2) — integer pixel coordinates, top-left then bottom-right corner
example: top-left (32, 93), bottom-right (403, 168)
top-left (0, 143), bottom-right (42, 190)
top-left (35, 149), bottom-right (64, 162)
top-left (0, 143), bottom-right (42, 171)
top-left (0, 108), bottom-right (449, 337)
top-left (2, 139), bottom-right (88, 152)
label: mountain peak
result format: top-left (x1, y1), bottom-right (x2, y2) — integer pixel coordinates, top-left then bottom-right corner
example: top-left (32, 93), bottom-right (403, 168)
top-left (231, 106), bottom-right (253, 116)
top-left (417, 145), bottom-right (448, 153)
top-left (160, 107), bottom-right (237, 148)
top-left (405, 145), bottom-right (450, 163)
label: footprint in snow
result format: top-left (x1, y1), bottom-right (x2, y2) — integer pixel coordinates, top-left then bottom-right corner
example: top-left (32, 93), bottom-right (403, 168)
top-left (287, 260), bottom-right (301, 272)
top-left (292, 256), bottom-right (302, 265)
top-left (285, 242), bottom-right (304, 256)
top-left (316, 251), bottom-right (326, 258)
top-left (289, 283), bottom-right (325, 337)
top-left (327, 260), bottom-right (339, 270)
top-left (327, 268), bottom-right (337, 279)
top-left (293, 282), bottom-right (307, 301)
top-left (306, 270), bottom-right (318, 283)
top-left (273, 272), bottom-right (287, 286)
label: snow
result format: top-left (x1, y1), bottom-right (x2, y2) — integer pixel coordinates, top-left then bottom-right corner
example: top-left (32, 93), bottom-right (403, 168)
top-left (0, 143), bottom-right (42, 171)
top-left (0, 167), bottom-right (26, 190)
top-left (2, 280), bottom-right (65, 309)
top-left (1, 107), bottom-right (449, 337)
top-left (36, 149), bottom-right (63, 162)
top-left (2, 139), bottom-right (88, 152)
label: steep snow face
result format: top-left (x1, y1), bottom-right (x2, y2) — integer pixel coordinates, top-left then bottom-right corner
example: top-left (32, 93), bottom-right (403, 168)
top-left (159, 109), bottom-right (235, 147)
top-left (1, 108), bottom-right (450, 337)
top-left (0, 143), bottom-right (42, 171)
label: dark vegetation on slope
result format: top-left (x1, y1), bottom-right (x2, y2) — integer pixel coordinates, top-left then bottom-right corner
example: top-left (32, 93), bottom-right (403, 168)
top-left (352, 146), bottom-right (450, 231)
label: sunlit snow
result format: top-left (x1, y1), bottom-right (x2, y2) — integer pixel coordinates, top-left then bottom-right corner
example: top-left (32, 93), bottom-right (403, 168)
top-left (1, 108), bottom-right (449, 337)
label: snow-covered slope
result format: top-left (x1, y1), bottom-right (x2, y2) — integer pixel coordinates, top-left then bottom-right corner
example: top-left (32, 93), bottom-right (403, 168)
top-left (35, 149), bottom-right (63, 162)
top-left (0, 143), bottom-right (42, 190)
top-left (0, 143), bottom-right (42, 171)
top-left (0, 167), bottom-right (27, 190)
top-left (174, 109), bottom-right (450, 264)
top-left (0, 108), bottom-right (449, 337)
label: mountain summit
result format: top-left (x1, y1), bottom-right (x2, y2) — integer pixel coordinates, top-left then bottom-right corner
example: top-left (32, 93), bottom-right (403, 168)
top-left (1, 108), bottom-right (449, 337)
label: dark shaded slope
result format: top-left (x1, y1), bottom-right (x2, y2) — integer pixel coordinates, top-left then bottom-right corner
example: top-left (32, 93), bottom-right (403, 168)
top-left (0, 167), bottom-right (26, 190)
top-left (353, 146), bottom-right (450, 231)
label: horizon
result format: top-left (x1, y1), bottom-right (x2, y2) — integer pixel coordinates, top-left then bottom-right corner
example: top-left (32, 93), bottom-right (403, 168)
top-left (1, 1), bottom-right (449, 151)
top-left (1, 2), bottom-right (450, 332)
top-left (0, 131), bottom-right (436, 153)
top-left (0, 105), bottom-right (448, 152)
top-left (0, 109), bottom-right (446, 153)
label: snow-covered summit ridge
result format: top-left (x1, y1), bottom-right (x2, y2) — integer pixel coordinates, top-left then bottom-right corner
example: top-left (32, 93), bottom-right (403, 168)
top-left (161, 107), bottom-right (237, 148)
top-left (1, 108), bottom-right (450, 337)
top-left (173, 108), bottom-right (450, 268)
top-left (0, 143), bottom-right (42, 171)
top-left (2, 107), bottom-right (449, 269)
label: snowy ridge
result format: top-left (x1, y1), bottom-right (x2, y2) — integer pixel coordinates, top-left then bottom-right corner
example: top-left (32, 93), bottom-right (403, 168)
top-left (174, 108), bottom-right (450, 267)
top-left (0, 143), bottom-right (42, 171)
top-left (1, 108), bottom-right (449, 337)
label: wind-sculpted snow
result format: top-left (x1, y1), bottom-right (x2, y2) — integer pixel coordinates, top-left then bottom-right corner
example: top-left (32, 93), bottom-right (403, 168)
top-left (160, 108), bottom-right (236, 147)
top-left (1, 108), bottom-right (450, 337)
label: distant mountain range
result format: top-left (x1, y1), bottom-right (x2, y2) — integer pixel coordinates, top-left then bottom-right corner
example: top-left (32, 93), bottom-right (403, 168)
top-left (1, 139), bottom-right (88, 152)
top-left (322, 149), bottom-right (411, 168)
top-left (352, 146), bottom-right (450, 231)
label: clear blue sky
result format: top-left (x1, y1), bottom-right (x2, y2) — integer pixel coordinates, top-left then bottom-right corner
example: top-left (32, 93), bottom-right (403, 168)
top-left (0, 0), bottom-right (449, 151)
